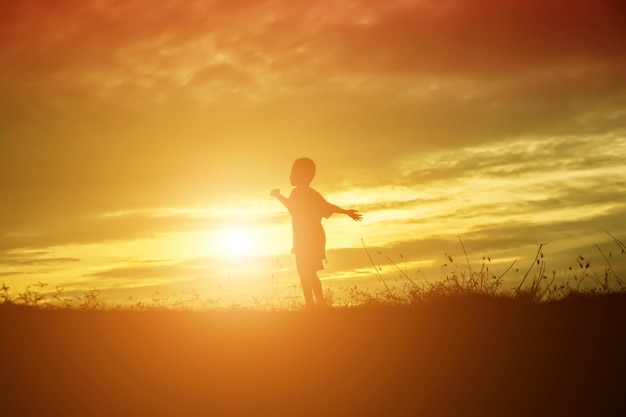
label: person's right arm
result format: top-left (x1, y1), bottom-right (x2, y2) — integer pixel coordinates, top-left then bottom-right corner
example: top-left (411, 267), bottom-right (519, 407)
top-left (270, 188), bottom-right (291, 211)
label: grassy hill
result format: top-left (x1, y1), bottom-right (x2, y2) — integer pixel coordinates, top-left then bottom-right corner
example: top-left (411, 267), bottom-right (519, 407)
top-left (1, 294), bottom-right (625, 417)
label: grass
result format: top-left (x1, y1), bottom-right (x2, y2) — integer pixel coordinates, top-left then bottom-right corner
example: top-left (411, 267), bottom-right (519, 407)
top-left (2, 233), bottom-right (625, 310)
top-left (1, 236), bottom-right (625, 417)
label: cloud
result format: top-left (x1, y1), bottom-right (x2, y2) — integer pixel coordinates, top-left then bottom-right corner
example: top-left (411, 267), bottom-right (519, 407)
top-left (3, 0), bottom-right (624, 151)
top-left (0, 253), bottom-right (80, 280)
top-left (0, 211), bottom-right (213, 254)
top-left (330, 0), bottom-right (626, 75)
top-left (0, 256), bottom-right (80, 267)
top-left (4, 1), bottom-right (625, 107)
top-left (0, 271), bottom-right (27, 278)
top-left (88, 263), bottom-right (195, 280)
top-left (395, 134), bottom-right (626, 187)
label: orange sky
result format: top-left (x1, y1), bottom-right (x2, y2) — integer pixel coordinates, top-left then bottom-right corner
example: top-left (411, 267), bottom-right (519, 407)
top-left (1, 0), bottom-right (625, 305)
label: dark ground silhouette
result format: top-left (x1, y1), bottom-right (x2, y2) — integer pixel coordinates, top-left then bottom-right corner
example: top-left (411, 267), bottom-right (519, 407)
top-left (1, 294), bottom-right (625, 417)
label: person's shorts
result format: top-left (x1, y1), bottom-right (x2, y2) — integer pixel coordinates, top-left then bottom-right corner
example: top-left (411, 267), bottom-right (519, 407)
top-left (295, 255), bottom-right (324, 273)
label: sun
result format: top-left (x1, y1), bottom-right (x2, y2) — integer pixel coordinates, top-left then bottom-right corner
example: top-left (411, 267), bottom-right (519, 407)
top-left (221, 228), bottom-right (254, 258)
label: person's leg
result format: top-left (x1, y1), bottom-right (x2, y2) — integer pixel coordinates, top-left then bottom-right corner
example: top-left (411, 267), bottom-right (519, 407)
top-left (311, 272), bottom-right (326, 306)
top-left (296, 258), bottom-right (315, 307)
top-left (300, 275), bottom-right (314, 307)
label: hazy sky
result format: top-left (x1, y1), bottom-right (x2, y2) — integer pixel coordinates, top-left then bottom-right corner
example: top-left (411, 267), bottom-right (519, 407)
top-left (2, 0), bottom-right (625, 305)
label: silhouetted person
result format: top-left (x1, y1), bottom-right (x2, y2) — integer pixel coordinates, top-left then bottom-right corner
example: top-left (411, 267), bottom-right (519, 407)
top-left (270, 157), bottom-right (362, 308)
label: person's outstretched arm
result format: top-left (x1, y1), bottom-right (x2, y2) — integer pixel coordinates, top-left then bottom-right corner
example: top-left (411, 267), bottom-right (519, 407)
top-left (331, 204), bottom-right (362, 221)
top-left (270, 188), bottom-right (291, 210)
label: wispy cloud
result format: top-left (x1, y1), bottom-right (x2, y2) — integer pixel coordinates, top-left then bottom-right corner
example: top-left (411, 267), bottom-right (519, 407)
top-left (0, 256), bottom-right (80, 267)
top-left (0, 210), bottom-right (210, 253)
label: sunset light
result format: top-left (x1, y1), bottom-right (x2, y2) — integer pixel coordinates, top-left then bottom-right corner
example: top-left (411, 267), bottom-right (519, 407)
top-left (2, 1), bottom-right (626, 416)
top-left (219, 227), bottom-right (256, 258)
top-left (0, 0), bottom-right (624, 305)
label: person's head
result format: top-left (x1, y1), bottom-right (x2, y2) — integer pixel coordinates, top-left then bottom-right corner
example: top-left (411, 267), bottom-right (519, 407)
top-left (290, 157), bottom-right (316, 186)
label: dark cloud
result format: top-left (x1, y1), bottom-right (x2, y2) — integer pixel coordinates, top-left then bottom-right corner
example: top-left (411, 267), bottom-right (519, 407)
top-left (3, 0), bottom-right (625, 108)
top-left (331, 0), bottom-right (626, 76)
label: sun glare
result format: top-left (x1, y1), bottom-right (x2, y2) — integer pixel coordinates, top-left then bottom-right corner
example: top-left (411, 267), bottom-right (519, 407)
top-left (221, 228), bottom-right (254, 258)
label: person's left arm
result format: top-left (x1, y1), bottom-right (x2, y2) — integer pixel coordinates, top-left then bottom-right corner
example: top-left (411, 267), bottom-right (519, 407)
top-left (330, 204), bottom-right (363, 221)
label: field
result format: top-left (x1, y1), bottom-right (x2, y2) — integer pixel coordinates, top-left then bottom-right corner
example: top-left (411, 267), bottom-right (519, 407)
top-left (2, 292), bottom-right (625, 417)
